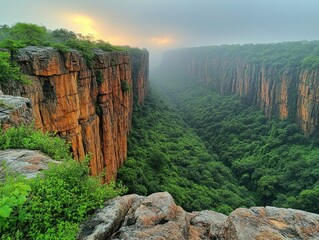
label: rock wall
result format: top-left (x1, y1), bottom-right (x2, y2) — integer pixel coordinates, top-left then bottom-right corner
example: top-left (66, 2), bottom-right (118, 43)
top-left (162, 50), bottom-right (319, 135)
top-left (1, 46), bottom-right (149, 181)
top-left (78, 192), bottom-right (319, 240)
top-left (130, 49), bottom-right (149, 105)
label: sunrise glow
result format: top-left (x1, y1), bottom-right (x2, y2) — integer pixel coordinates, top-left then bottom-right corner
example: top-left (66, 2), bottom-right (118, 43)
top-left (71, 14), bottom-right (98, 37)
top-left (150, 37), bottom-right (173, 45)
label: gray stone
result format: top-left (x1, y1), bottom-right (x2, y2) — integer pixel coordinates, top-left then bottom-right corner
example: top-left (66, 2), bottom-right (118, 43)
top-left (0, 95), bottom-right (32, 129)
top-left (78, 192), bottom-right (319, 240)
top-left (0, 149), bottom-right (60, 179)
top-left (221, 206), bottom-right (319, 240)
top-left (190, 210), bottom-right (227, 239)
top-left (77, 194), bottom-right (145, 240)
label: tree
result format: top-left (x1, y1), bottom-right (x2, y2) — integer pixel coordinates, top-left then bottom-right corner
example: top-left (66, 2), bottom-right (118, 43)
top-left (0, 52), bottom-right (28, 84)
top-left (10, 23), bottom-right (48, 46)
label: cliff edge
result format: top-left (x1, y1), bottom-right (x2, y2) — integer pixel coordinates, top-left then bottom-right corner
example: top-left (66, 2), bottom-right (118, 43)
top-left (1, 46), bottom-right (149, 181)
top-left (162, 44), bottom-right (319, 135)
top-left (78, 192), bottom-right (319, 240)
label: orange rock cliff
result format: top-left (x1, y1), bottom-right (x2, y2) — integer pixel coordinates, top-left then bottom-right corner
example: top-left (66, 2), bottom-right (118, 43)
top-left (163, 50), bottom-right (319, 135)
top-left (2, 46), bottom-right (149, 181)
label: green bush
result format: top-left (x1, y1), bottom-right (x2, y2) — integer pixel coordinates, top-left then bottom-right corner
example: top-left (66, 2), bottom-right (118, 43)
top-left (9, 23), bottom-right (48, 46)
top-left (0, 52), bottom-right (30, 85)
top-left (0, 125), bottom-right (71, 161)
top-left (0, 174), bottom-right (31, 229)
top-left (121, 80), bottom-right (131, 92)
top-left (95, 70), bottom-right (103, 85)
top-left (1, 159), bottom-right (126, 239)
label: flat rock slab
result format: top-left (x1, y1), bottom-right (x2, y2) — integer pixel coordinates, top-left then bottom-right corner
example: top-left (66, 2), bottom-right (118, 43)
top-left (0, 149), bottom-right (60, 179)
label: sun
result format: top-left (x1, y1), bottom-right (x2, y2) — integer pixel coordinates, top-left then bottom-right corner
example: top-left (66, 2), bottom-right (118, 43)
top-left (70, 14), bottom-right (98, 38)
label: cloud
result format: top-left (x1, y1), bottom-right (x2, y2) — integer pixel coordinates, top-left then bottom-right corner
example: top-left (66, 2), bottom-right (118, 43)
top-left (150, 37), bottom-right (173, 46)
top-left (1, 0), bottom-right (319, 67)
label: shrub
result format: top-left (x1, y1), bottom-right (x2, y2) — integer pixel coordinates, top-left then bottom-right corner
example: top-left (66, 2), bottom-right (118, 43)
top-left (121, 80), bottom-right (131, 92)
top-left (10, 23), bottom-right (48, 46)
top-left (1, 158), bottom-right (127, 239)
top-left (0, 52), bottom-right (30, 85)
top-left (0, 174), bottom-right (31, 229)
top-left (0, 125), bottom-right (71, 161)
top-left (95, 70), bottom-right (103, 85)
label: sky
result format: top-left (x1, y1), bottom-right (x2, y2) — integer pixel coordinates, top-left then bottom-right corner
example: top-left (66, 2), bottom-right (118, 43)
top-left (1, 0), bottom-right (319, 67)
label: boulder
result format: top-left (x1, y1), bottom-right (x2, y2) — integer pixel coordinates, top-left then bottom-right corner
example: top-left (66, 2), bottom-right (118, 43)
top-left (78, 192), bottom-right (319, 240)
top-left (0, 95), bottom-right (32, 130)
top-left (78, 192), bottom-right (226, 240)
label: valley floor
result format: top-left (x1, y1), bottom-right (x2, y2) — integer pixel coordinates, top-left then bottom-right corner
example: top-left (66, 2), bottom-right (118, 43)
top-left (119, 70), bottom-right (319, 214)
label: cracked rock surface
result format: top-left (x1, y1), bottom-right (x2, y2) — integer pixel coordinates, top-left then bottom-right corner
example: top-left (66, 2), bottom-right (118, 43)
top-left (78, 192), bottom-right (319, 240)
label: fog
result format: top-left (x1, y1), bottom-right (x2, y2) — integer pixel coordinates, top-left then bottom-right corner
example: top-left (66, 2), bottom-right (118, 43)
top-left (1, 0), bottom-right (319, 68)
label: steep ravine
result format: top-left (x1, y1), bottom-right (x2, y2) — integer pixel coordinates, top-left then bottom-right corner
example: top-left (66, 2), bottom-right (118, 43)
top-left (1, 46), bottom-right (149, 181)
top-left (162, 48), bottom-right (319, 134)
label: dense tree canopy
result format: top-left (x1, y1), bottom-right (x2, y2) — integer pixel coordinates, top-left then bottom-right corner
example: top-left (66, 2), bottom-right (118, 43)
top-left (152, 71), bottom-right (319, 213)
top-left (118, 90), bottom-right (253, 213)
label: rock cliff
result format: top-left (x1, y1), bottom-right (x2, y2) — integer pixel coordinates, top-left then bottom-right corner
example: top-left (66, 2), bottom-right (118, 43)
top-left (1, 46), bottom-right (149, 181)
top-left (78, 192), bottom-right (319, 240)
top-left (162, 48), bottom-right (319, 135)
top-left (130, 49), bottom-right (149, 105)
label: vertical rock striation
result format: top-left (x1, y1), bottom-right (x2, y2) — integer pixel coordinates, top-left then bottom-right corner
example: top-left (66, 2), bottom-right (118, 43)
top-left (2, 46), bottom-right (149, 181)
top-left (163, 50), bottom-right (319, 134)
top-left (130, 49), bottom-right (149, 105)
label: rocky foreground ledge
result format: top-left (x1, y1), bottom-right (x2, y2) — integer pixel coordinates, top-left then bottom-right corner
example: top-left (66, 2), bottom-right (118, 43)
top-left (78, 192), bottom-right (319, 240)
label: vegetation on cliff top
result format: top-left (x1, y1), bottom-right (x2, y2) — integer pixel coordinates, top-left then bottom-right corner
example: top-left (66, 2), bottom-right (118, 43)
top-left (0, 22), bottom-right (126, 54)
top-left (165, 41), bottom-right (319, 70)
top-left (0, 23), bottom-right (147, 87)
top-left (0, 125), bottom-right (126, 239)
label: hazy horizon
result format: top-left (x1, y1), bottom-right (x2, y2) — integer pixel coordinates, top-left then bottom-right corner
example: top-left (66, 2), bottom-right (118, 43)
top-left (1, 0), bottom-right (319, 67)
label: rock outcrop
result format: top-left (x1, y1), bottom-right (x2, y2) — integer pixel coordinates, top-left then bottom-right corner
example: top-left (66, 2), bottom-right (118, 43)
top-left (78, 192), bottom-right (319, 240)
top-left (1, 46), bottom-right (149, 181)
top-left (223, 207), bottom-right (319, 240)
top-left (162, 48), bottom-right (319, 135)
top-left (0, 149), bottom-right (60, 180)
top-left (0, 94), bottom-right (33, 130)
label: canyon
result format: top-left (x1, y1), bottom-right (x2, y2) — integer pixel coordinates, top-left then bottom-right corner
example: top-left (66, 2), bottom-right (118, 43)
top-left (162, 48), bottom-right (319, 135)
top-left (0, 46), bottom-right (149, 181)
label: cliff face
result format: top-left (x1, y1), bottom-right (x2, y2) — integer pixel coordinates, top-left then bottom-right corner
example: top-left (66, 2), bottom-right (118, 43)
top-left (163, 51), bottom-right (319, 134)
top-left (130, 49), bottom-right (149, 105)
top-left (2, 46), bottom-right (148, 181)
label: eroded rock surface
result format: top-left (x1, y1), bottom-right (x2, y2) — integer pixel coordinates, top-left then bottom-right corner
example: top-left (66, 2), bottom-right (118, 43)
top-left (78, 192), bottom-right (319, 240)
top-left (0, 95), bottom-right (32, 130)
top-left (0, 149), bottom-right (60, 179)
top-left (222, 207), bottom-right (319, 240)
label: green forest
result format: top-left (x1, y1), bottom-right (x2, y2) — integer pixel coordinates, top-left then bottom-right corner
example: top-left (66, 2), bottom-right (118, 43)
top-left (119, 69), bottom-right (319, 214)
top-left (1, 22), bottom-right (319, 239)
top-left (164, 41), bottom-right (319, 70)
